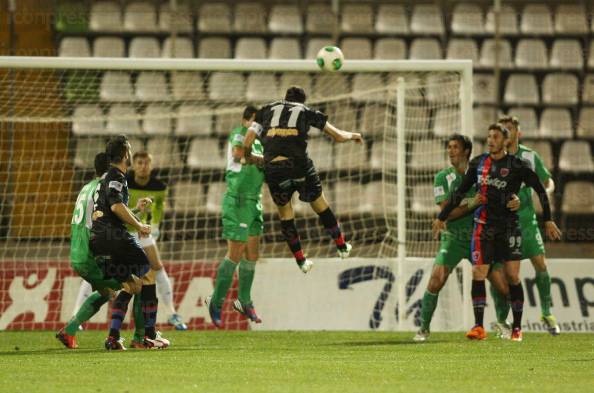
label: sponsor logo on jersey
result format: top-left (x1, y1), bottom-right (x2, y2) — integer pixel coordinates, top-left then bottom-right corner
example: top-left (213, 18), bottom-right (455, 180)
top-left (267, 128), bottom-right (299, 137)
top-left (477, 174), bottom-right (507, 189)
top-left (472, 251), bottom-right (481, 262)
top-left (109, 180), bottom-right (123, 191)
top-left (500, 168), bottom-right (509, 177)
top-left (433, 186), bottom-right (445, 197)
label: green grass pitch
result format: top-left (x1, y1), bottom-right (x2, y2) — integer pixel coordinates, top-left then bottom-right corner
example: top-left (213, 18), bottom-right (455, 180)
top-left (0, 331), bottom-right (592, 393)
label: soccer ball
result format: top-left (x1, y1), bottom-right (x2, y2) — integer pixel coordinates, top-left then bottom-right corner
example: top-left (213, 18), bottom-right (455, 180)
top-left (316, 46), bottom-right (344, 72)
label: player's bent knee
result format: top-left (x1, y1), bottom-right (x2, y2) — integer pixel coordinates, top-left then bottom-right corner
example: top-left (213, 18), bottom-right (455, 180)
top-left (142, 269), bottom-right (156, 285)
top-left (310, 194), bottom-right (329, 214)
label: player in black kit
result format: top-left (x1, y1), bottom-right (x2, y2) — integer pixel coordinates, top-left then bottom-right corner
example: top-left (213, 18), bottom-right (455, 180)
top-left (433, 124), bottom-right (562, 342)
top-left (242, 86), bottom-right (363, 273)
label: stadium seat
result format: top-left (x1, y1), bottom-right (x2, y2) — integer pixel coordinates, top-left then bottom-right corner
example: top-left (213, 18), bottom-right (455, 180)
top-left (375, 4), bottom-right (408, 35)
top-left (135, 72), bottom-right (169, 101)
top-left (268, 5), bottom-right (303, 34)
top-left (279, 73), bottom-right (313, 98)
top-left (433, 109), bottom-right (461, 138)
top-left (106, 104), bottom-right (141, 135)
top-left (588, 42), bottom-right (594, 69)
top-left (473, 141), bottom-right (485, 155)
top-left (410, 4), bottom-right (444, 35)
top-left (559, 141), bottom-right (594, 173)
top-left (198, 37), bottom-right (231, 59)
top-left (411, 183), bottom-right (440, 215)
top-left (523, 141), bottom-right (553, 169)
top-left (582, 75), bottom-right (594, 103)
top-left (333, 182), bottom-right (367, 214)
top-left (93, 37), bottom-right (124, 57)
top-left (521, 4), bottom-right (553, 35)
top-left (205, 182), bottom-right (226, 213)
top-left (72, 104), bottom-right (105, 136)
top-left (554, 5), bottom-right (588, 34)
top-left (187, 138), bottom-right (225, 169)
top-left (341, 38), bottom-right (372, 60)
top-left (147, 137), bottom-right (182, 168)
top-left (214, 106), bottom-right (244, 136)
top-left (479, 39), bottom-right (513, 68)
top-left (577, 108), bottom-right (594, 138)
top-left (508, 107), bottom-right (539, 139)
top-left (473, 106), bottom-right (497, 134)
top-left (235, 38), bottom-right (267, 59)
top-left (313, 74), bottom-right (349, 100)
top-left (370, 140), bottom-right (397, 171)
top-left (123, 2), bottom-right (157, 32)
top-left (426, 73), bottom-right (460, 104)
top-left (100, 72), bottom-right (134, 101)
top-left (234, 2), bottom-right (267, 33)
top-left (485, 5), bottom-right (518, 35)
top-left (334, 141), bottom-right (368, 170)
top-left (363, 182), bottom-right (398, 215)
top-left (162, 37), bottom-right (194, 58)
top-left (540, 109), bottom-right (573, 139)
top-left (409, 38), bottom-right (442, 60)
top-left (171, 181), bottom-right (206, 214)
top-left (375, 39), bottom-right (406, 60)
top-left (341, 4), bottom-right (374, 34)
top-left (197, 3), bottom-right (231, 33)
top-left (550, 40), bottom-right (583, 70)
top-left (175, 104), bottom-right (213, 136)
top-left (473, 74), bottom-right (496, 105)
top-left (129, 37), bottom-right (160, 58)
top-left (504, 74), bottom-right (539, 105)
top-left (59, 38), bottom-right (91, 57)
top-left (246, 74), bottom-right (279, 102)
top-left (352, 74), bottom-right (385, 103)
top-left (142, 104), bottom-right (172, 136)
top-left (446, 39), bottom-right (479, 62)
top-left (208, 72), bottom-right (246, 102)
top-left (325, 102), bottom-right (357, 131)
top-left (171, 72), bottom-right (206, 100)
top-left (55, 2), bottom-right (89, 33)
top-left (306, 38), bottom-right (334, 59)
top-left (74, 137), bottom-right (106, 168)
top-left (562, 182), bottom-right (594, 214)
top-left (307, 138), bottom-right (333, 171)
top-left (409, 140), bottom-right (446, 171)
top-left (542, 73), bottom-right (578, 105)
top-left (269, 38), bottom-right (301, 59)
top-left (89, 1), bottom-right (122, 32)
top-left (158, 3), bottom-right (193, 33)
top-left (305, 3), bottom-right (334, 34)
top-left (361, 105), bottom-right (390, 138)
top-left (451, 3), bottom-right (484, 35)
top-left (402, 106), bottom-right (431, 136)
top-left (515, 39), bottom-right (548, 69)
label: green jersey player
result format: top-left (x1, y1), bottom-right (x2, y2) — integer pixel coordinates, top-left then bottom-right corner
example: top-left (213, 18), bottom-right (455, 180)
top-left (206, 106), bottom-right (265, 327)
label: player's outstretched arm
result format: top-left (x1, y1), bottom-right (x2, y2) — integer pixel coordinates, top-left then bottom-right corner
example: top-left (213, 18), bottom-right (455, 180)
top-left (111, 203), bottom-right (151, 236)
top-left (323, 122), bottom-right (363, 143)
top-left (521, 166), bottom-right (562, 240)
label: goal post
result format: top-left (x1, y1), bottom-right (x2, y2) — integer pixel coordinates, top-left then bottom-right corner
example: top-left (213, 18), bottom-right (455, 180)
top-left (0, 56), bottom-right (473, 331)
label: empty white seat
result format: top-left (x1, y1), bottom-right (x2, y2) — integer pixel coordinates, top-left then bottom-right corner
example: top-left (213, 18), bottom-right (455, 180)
top-left (175, 104), bottom-right (213, 136)
top-left (324, 102), bottom-right (357, 131)
top-left (550, 40), bottom-right (583, 70)
top-left (305, 38), bottom-right (334, 59)
top-left (411, 183), bottom-right (440, 215)
top-left (577, 107), bottom-right (594, 138)
top-left (89, 1), bottom-right (122, 32)
top-left (352, 74), bottom-right (385, 103)
top-left (172, 181), bottom-right (206, 214)
top-left (562, 182), bottom-right (594, 214)
top-left (410, 140), bottom-right (446, 171)
top-left (269, 5), bottom-right (303, 34)
top-left (198, 37), bottom-right (231, 59)
top-left (93, 37), bottom-right (124, 57)
top-left (158, 3), bottom-right (192, 33)
top-left (411, 4), bottom-right (444, 35)
top-left (171, 72), bottom-right (206, 100)
top-left (313, 74), bottom-right (349, 100)
top-left (555, 5), bottom-right (588, 34)
top-left (370, 140), bottom-right (397, 171)
top-left (375, 4), bottom-right (408, 34)
top-left (508, 107), bottom-right (539, 138)
top-left (542, 73), bottom-right (578, 105)
top-left (582, 75), bottom-right (594, 103)
top-left (341, 4), bottom-right (373, 34)
top-left (363, 182), bottom-right (398, 215)
top-left (433, 109), bottom-right (461, 137)
top-left (129, 37), bottom-right (160, 58)
top-left (426, 73), bottom-right (460, 104)
top-left (279, 73), bottom-right (313, 98)
top-left (59, 38), bottom-right (90, 57)
top-left (162, 37), bottom-right (194, 58)
top-left (446, 39), bottom-right (478, 62)
top-left (234, 2), bottom-right (267, 33)
top-left (124, 2), bottom-right (157, 32)
top-left (486, 5), bottom-right (518, 35)
top-left (333, 182), bottom-right (367, 214)
top-left (540, 109), bottom-right (573, 139)
top-left (409, 38), bottom-right (441, 60)
top-left (147, 137), bottom-right (181, 168)
top-left (473, 74), bottom-right (496, 105)
top-left (473, 106), bottom-right (497, 134)
top-left (515, 39), bottom-right (548, 69)
top-left (340, 38), bottom-right (372, 60)
top-left (74, 137), bottom-right (105, 168)
top-left (375, 39), bottom-right (406, 60)
top-left (523, 141), bottom-right (553, 169)
top-left (208, 72), bottom-right (245, 101)
top-left (334, 141), bottom-right (368, 170)
top-left (106, 104), bottom-right (141, 135)
top-left (197, 3), bottom-right (231, 33)
top-left (135, 72), bottom-right (169, 101)
top-left (269, 38), bottom-right (301, 59)
top-left (214, 106), bottom-right (244, 136)
top-left (307, 138), bottom-right (333, 171)
top-left (205, 182), bottom-right (226, 213)
top-left (187, 138), bottom-right (225, 169)
top-left (480, 39), bottom-right (513, 68)
top-left (360, 105), bottom-right (390, 138)
top-left (521, 4), bottom-right (553, 35)
top-left (559, 141), bottom-right (594, 172)
top-left (305, 3), bottom-right (334, 34)
top-left (451, 3), bottom-right (484, 35)
top-left (100, 72), bottom-right (134, 101)
top-left (404, 106), bottom-right (431, 136)
top-left (72, 105), bottom-right (105, 136)
top-left (143, 104), bottom-right (172, 135)
top-left (588, 42), bottom-right (594, 69)
top-left (473, 141), bottom-right (485, 155)
top-left (504, 74), bottom-right (539, 105)
top-left (235, 38), bottom-right (267, 59)
top-left (246, 73), bottom-right (279, 102)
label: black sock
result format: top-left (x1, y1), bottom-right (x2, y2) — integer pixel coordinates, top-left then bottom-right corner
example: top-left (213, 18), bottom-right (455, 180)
top-left (109, 291), bottom-right (133, 339)
top-left (141, 284), bottom-right (158, 340)
top-left (471, 280), bottom-right (486, 327)
top-left (509, 283), bottom-right (524, 330)
top-left (280, 219), bottom-right (305, 262)
top-left (318, 208), bottom-right (346, 250)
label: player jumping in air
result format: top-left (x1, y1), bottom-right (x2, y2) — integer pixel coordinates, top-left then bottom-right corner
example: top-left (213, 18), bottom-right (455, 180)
top-left (206, 106), bottom-right (264, 328)
top-left (433, 124), bottom-right (562, 342)
top-left (243, 86), bottom-right (363, 272)
top-left (414, 135), bottom-right (520, 342)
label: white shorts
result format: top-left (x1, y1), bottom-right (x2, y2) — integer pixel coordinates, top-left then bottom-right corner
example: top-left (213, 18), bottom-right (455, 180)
top-left (131, 232), bottom-right (157, 248)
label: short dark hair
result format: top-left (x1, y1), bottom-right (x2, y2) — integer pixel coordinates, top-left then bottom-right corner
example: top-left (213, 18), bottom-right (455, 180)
top-left (132, 150), bottom-right (151, 161)
top-left (488, 123), bottom-right (509, 138)
top-left (285, 86), bottom-right (306, 103)
top-left (243, 105), bottom-right (258, 121)
top-left (498, 115), bottom-right (519, 128)
top-left (94, 152), bottom-right (109, 176)
top-left (447, 134), bottom-right (473, 159)
top-left (105, 134), bottom-right (130, 164)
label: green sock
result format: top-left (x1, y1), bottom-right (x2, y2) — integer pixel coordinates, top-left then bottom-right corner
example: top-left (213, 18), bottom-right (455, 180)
top-left (132, 295), bottom-right (145, 342)
top-left (212, 258), bottom-right (238, 308)
top-left (238, 259), bottom-right (257, 305)
top-left (490, 285), bottom-right (510, 324)
top-left (65, 292), bottom-right (109, 336)
top-left (420, 290), bottom-right (439, 331)
top-left (535, 270), bottom-right (552, 316)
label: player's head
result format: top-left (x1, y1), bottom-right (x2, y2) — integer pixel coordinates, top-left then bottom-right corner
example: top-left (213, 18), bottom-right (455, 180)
top-left (486, 123), bottom-right (509, 155)
top-left (94, 152), bottom-right (109, 177)
top-left (132, 150), bottom-right (153, 179)
top-left (285, 86), bottom-right (306, 103)
top-left (105, 134), bottom-right (132, 167)
top-left (498, 115), bottom-right (521, 146)
top-left (242, 105), bottom-right (258, 126)
top-left (446, 134), bottom-right (472, 166)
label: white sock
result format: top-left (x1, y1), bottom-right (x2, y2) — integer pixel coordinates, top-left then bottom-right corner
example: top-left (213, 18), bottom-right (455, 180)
top-left (73, 280), bottom-right (93, 316)
top-left (155, 268), bottom-right (176, 315)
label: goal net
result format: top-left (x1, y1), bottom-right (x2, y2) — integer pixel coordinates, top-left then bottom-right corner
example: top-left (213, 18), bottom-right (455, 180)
top-left (0, 57), bottom-right (473, 331)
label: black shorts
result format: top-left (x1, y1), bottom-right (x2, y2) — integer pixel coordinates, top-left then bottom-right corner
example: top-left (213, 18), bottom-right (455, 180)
top-left (470, 222), bottom-right (522, 265)
top-left (90, 227), bottom-right (150, 282)
top-left (265, 158), bottom-right (323, 206)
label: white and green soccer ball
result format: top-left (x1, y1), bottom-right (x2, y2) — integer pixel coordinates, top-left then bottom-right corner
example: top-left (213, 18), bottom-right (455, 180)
top-left (316, 46), bottom-right (344, 72)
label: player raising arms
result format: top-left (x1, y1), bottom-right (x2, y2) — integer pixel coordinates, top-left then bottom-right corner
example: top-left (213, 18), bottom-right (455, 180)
top-left (206, 105), bottom-right (264, 328)
top-left (433, 124), bottom-right (562, 341)
top-left (243, 86), bottom-right (362, 272)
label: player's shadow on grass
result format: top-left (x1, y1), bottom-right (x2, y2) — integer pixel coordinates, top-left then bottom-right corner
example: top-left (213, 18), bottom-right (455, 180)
top-left (323, 339), bottom-right (445, 347)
